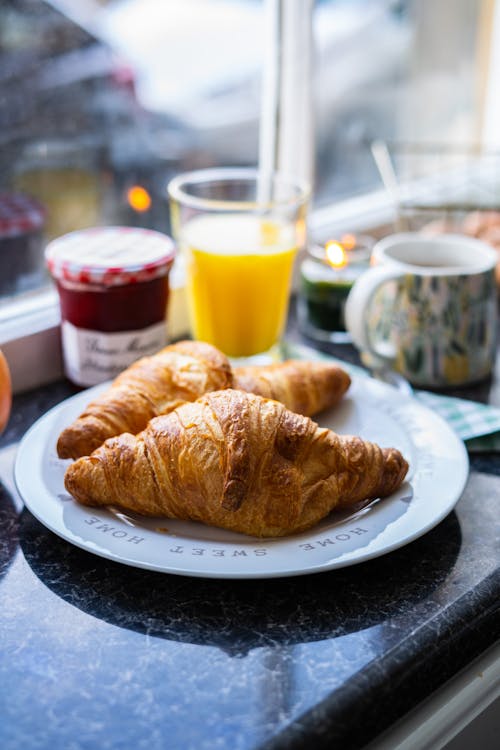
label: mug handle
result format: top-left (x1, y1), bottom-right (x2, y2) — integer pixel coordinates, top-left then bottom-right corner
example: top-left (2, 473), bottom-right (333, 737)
top-left (344, 265), bottom-right (406, 367)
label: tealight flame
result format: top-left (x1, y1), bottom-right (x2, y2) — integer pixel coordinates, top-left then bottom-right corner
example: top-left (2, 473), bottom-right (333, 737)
top-left (325, 241), bottom-right (347, 269)
top-left (127, 185), bottom-right (152, 213)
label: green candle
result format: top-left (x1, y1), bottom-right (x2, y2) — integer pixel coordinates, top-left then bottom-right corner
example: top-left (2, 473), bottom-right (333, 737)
top-left (298, 240), bottom-right (372, 341)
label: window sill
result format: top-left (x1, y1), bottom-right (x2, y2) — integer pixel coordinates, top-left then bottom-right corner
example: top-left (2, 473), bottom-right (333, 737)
top-left (0, 289), bottom-right (63, 394)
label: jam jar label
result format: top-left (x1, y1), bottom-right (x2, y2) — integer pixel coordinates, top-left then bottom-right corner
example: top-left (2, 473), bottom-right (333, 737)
top-left (61, 321), bottom-right (167, 386)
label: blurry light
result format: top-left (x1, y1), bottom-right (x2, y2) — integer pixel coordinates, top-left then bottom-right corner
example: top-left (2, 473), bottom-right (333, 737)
top-left (340, 233), bottom-right (357, 250)
top-left (127, 185), bottom-right (152, 212)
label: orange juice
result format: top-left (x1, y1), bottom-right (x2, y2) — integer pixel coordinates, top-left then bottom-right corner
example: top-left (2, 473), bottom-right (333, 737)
top-left (182, 214), bottom-right (297, 358)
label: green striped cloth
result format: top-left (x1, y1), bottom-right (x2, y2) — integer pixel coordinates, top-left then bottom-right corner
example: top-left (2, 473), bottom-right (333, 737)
top-left (283, 341), bottom-right (500, 453)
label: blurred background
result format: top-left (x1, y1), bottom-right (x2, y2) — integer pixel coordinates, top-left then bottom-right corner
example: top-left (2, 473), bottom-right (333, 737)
top-left (0, 0), bottom-right (495, 299)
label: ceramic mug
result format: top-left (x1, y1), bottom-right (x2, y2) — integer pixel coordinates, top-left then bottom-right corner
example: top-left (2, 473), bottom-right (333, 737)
top-left (344, 233), bottom-right (498, 387)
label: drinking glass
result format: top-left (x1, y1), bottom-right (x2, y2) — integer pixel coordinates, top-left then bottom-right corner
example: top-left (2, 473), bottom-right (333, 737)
top-left (168, 167), bottom-right (309, 363)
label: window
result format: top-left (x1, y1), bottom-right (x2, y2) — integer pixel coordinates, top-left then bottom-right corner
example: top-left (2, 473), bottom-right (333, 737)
top-left (0, 0), bottom-right (498, 388)
top-left (313, 0), bottom-right (493, 204)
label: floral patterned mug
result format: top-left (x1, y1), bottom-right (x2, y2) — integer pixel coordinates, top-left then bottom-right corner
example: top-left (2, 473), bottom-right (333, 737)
top-left (344, 233), bottom-right (498, 387)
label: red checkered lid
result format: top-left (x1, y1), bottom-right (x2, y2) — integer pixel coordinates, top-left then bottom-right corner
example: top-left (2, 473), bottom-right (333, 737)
top-left (0, 193), bottom-right (45, 238)
top-left (45, 226), bottom-right (176, 286)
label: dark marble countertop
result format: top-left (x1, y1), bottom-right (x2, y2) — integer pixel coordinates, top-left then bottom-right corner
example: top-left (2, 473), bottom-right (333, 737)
top-left (1, 333), bottom-right (499, 750)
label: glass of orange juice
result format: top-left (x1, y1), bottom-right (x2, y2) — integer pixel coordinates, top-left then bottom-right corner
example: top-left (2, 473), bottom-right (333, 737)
top-left (168, 168), bottom-right (309, 363)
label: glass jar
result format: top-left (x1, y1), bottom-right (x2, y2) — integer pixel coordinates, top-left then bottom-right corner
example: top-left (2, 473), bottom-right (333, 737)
top-left (46, 226), bottom-right (176, 386)
top-left (298, 236), bottom-right (373, 343)
top-left (0, 192), bottom-right (46, 296)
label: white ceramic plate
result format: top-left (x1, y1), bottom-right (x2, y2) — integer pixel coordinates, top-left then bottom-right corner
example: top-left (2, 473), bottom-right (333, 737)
top-left (14, 376), bottom-right (469, 579)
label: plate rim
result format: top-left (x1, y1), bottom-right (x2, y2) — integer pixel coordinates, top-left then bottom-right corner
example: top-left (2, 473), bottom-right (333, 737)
top-left (14, 376), bottom-right (469, 579)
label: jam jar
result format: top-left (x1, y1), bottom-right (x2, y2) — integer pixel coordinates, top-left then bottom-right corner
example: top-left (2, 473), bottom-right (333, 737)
top-left (46, 226), bottom-right (176, 386)
top-left (0, 192), bottom-right (46, 295)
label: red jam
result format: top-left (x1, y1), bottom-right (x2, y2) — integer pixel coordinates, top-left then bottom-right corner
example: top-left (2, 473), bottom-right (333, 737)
top-left (46, 226), bottom-right (176, 386)
top-left (56, 275), bottom-right (169, 332)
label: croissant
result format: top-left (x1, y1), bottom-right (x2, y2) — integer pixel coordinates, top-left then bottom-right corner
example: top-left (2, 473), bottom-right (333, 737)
top-left (57, 340), bottom-right (351, 460)
top-left (57, 340), bottom-right (232, 460)
top-left (233, 359), bottom-right (350, 418)
top-left (64, 389), bottom-right (408, 538)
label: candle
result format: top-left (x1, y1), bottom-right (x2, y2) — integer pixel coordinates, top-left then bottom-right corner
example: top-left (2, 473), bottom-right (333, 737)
top-left (298, 234), bottom-right (373, 343)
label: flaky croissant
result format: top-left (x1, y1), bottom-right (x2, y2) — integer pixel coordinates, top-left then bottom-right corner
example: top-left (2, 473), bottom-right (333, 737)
top-left (65, 389), bottom-right (408, 538)
top-left (233, 359), bottom-right (350, 419)
top-left (57, 340), bottom-right (233, 460)
top-left (57, 340), bottom-right (351, 460)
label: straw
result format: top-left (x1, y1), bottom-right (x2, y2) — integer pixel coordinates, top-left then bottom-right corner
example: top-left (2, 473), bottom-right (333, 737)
top-left (371, 139), bottom-right (409, 231)
top-left (258, 0), bottom-right (283, 207)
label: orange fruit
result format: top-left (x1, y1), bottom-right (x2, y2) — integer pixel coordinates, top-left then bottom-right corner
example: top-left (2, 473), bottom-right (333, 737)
top-left (0, 350), bottom-right (12, 434)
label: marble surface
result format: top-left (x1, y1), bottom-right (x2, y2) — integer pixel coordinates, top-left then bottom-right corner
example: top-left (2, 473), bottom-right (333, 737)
top-left (1, 349), bottom-right (499, 750)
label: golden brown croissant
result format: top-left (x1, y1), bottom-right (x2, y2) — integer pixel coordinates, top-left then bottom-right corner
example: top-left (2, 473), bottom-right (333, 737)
top-left (233, 359), bottom-right (350, 418)
top-left (57, 340), bottom-right (232, 459)
top-left (57, 340), bottom-right (351, 460)
top-left (64, 389), bottom-right (408, 538)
